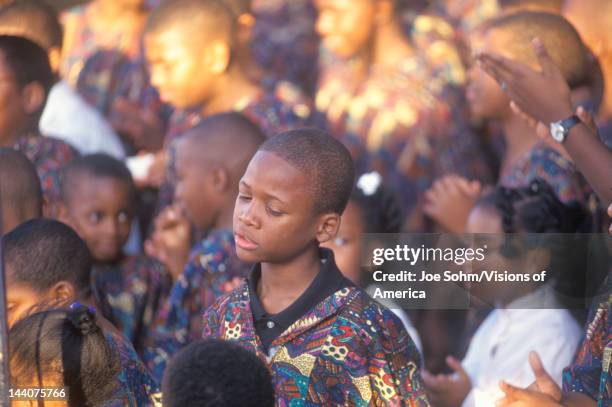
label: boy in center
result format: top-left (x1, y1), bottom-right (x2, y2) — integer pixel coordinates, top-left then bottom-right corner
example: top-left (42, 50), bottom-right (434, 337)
top-left (203, 129), bottom-right (429, 406)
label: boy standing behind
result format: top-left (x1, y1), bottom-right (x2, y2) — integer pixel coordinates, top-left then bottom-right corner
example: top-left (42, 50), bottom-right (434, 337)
top-left (203, 129), bottom-right (429, 406)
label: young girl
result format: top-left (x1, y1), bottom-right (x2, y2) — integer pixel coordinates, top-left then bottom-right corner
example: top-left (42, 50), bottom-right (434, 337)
top-left (322, 171), bottom-right (423, 353)
top-left (9, 304), bottom-right (121, 406)
top-left (423, 179), bottom-right (590, 407)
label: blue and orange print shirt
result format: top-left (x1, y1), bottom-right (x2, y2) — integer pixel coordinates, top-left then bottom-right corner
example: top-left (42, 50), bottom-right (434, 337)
top-left (143, 229), bottom-right (250, 382)
top-left (202, 250), bottom-right (430, 406)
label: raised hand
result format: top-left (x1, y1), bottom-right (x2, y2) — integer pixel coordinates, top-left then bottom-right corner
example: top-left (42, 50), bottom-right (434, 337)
top-left (145, 205), bottom-right (192, 279)
top-left (424, 175), bottom-right (483, 233)
top-left (422, 356), bottom-right (472, 407)
top-left (476, 37), bottom-right (574, 125)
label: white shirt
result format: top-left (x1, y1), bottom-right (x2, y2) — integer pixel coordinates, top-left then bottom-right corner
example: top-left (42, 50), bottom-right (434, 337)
top-left (40, 81), bottom-right (125, 159)
top-left (461, 286), bottom-right (582, 407)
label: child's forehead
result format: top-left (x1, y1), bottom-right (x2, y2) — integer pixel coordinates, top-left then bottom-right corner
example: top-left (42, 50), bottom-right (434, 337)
top-left (243, 151), bottom-right (312, 193)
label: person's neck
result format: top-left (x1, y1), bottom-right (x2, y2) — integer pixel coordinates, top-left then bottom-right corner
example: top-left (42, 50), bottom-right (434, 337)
top-left (0, 124), bottom-right (37, 147)
top-left (212, 199), bottom-right (235, 232)
top-left (201, 68), bottom-right (260, 116)
top-left (500, 113), bottom-right (539, 172)
top-left (371, 20), bottom-right (415, 72)
top-left (92, 0), bottom-right (147, 27)
top-left (258, 244), bottom-right (321, 314)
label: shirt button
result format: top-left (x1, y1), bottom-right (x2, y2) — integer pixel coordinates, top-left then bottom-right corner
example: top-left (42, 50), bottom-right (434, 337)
top-left (266, 320), bottom-right (275, 329)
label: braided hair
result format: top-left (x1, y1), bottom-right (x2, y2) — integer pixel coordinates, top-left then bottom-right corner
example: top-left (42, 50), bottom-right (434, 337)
top-left (9, 305), bottom-right (121, 406)
top-left (476, 179), bottom-right (600, 309)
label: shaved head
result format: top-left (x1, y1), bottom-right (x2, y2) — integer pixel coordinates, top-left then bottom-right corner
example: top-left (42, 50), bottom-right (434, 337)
top-left (145, 0), bottom-right (234, 43)
top-left (0, 148), bottom-right (42, 232)
top-left (487, 11), bottom-right (588, 88)
top-left (177, 112), bottom-right (266, 179)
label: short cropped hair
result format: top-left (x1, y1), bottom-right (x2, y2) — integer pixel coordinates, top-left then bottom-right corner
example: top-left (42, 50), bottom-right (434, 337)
top-left (487, 11), bottom-right (588, 87)
top-left (162, 339), bottom-right (274, 407)
top-left (0, 0), bottom-right (62, 50)
top-left (259, 129), bottom-right (355, 214)
top-left (145, 0), bottom-right (234, 45)
top-left (60, 154), bottom-right (137, 207)
top-left (3, 219), bottom-right (93, 294)
top-left (0, 148), bottom-right (42, 225)
top-left (0, 35), bottom-right (54, 99)
top-left (499, 0), bottom-right (564, 12)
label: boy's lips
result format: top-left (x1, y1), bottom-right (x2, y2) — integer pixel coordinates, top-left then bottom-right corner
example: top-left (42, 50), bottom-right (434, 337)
top-left (234, 231), bottom-right (258, 251)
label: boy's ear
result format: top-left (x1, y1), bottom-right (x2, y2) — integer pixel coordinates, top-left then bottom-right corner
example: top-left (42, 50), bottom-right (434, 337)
top-left (49, 281), bottom-right (76, 303)
top-left (236, 13), bottom-right (255, 44)
top-left (21, 82), bottom-right (46, 115)
top-left (315, 213), bottom-right (341, 244)
top-left (48, 47), bottom-right (61, 74)
top-left (206, 40), bottom-right (231, 75)
top-left (211, 166), bottom-right (229, 193)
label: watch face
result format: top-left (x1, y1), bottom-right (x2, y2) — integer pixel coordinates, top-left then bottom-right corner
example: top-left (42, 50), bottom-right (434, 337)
top-left (550, 122), bottom-right (565, 142)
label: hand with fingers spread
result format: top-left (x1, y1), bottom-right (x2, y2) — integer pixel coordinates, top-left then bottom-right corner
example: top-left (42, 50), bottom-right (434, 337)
top-left (145, 205), bottom-right (192, 279)
top-left (496, 352), bottom-right (562, 407)
top-left (476, 37), bottom-right (574, 125)
top-left (424, 175), bottom-right (483, 233)
top-left (422, 356), bottom-right (472, 407)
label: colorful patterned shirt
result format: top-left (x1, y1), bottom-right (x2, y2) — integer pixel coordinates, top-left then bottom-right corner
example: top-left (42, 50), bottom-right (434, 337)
top-left (251, 0), bottom-right (320, 96)
top-left (202, 258), bottom-right (430, 406)
top-left (316, 53), bottom-right (493, 231)
top-left (562, 277), bottom-right (612, 407)
top-left (499, 141), bottom-right (593, 206)
top-left (143, 229), bottom-right (250, 382)
top-left (104, 330), bottom-right (159, 407)
top-left (93, 255), bottom-right (173, 356)
top-left (13, 133), bottom-right (79, 209)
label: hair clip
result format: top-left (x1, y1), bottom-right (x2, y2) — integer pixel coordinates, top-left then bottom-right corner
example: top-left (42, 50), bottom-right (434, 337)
top-left (357, 172), bottom-right (382, 196)
top-left (69, 301), bottom-right (82, 310)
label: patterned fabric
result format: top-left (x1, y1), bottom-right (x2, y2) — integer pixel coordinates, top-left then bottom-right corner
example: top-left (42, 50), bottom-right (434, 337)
top-left (60, 4), bottom-right (166, 139)
top-left (562, 278), bottom-right (612, 407)
top-left (104, 330), bottom-right (159, 407)
top-left (143, 229), bottom-right (251, 382)
top-left (60, 5), bottom-right (143, 89)
top-left (429, 0), bottom-right (500, 35)
top-left (203, 283), bottom-right (430, 406)
top-left (408, 13), bottom-right (468, 87)
top-left (316, 53), bottom-right (493, 231)
top-left (499, 141), bottom-right (593, 205)
top-left (93, 255), bottom-right (172, 355)
top-left (13, 133), bottom-right (79, 208)
top-left (251, 0), bottom-right (320, 96)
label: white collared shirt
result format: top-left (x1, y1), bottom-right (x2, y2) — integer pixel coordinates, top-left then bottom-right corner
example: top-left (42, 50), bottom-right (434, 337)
top-left (40, 81), bottom-right (125, 159)
top-left (461, 286), bottom-right (582, 407)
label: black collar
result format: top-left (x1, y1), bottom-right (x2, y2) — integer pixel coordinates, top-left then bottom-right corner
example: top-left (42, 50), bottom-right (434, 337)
top-left (248, 248), bottom-right (353, 352)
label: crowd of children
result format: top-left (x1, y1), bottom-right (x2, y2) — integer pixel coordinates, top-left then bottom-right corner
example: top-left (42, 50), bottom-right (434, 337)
top-left (0, 0), bottom-right (610, 406)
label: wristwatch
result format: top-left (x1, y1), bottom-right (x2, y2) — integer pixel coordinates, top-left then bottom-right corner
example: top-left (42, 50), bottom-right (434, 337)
top-left (550, 115), bottom-right (580, 143)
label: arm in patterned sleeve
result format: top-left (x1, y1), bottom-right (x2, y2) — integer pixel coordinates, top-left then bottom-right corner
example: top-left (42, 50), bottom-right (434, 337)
top-left (372, 307), bottom-right (431, 406)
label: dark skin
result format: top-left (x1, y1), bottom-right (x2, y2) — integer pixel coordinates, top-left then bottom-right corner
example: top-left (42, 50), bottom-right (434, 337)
top-left (477, 38), bottom-right (612, 205)
top-left (233, 151), bottom-right (341, 314)
top-left (58, 174), bottom-right (134, 265)
top-left (145, 134), bottom-right (244, 279)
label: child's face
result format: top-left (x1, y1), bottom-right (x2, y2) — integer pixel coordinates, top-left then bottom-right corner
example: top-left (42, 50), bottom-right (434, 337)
top-left (174, 139), bottom-right (219, 231)
top-left (466, 31), bottom-right (513, 121)
top-left (0, 52), bottom-right (33, 143)
top-left (466, 204), bottom-right (524, 304)
top-left (233, 151), bottom-right (326, 264)
top-left (60, 174), bottom-right (133, 263)
top-left (315, 0), bottom-right (377, 59)
top-left (145, 28), bottom-right (220, 109)
top-left (321, 201), bottom-right (364, 284)
top-left (5, 279), bottom-right (45, 328)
